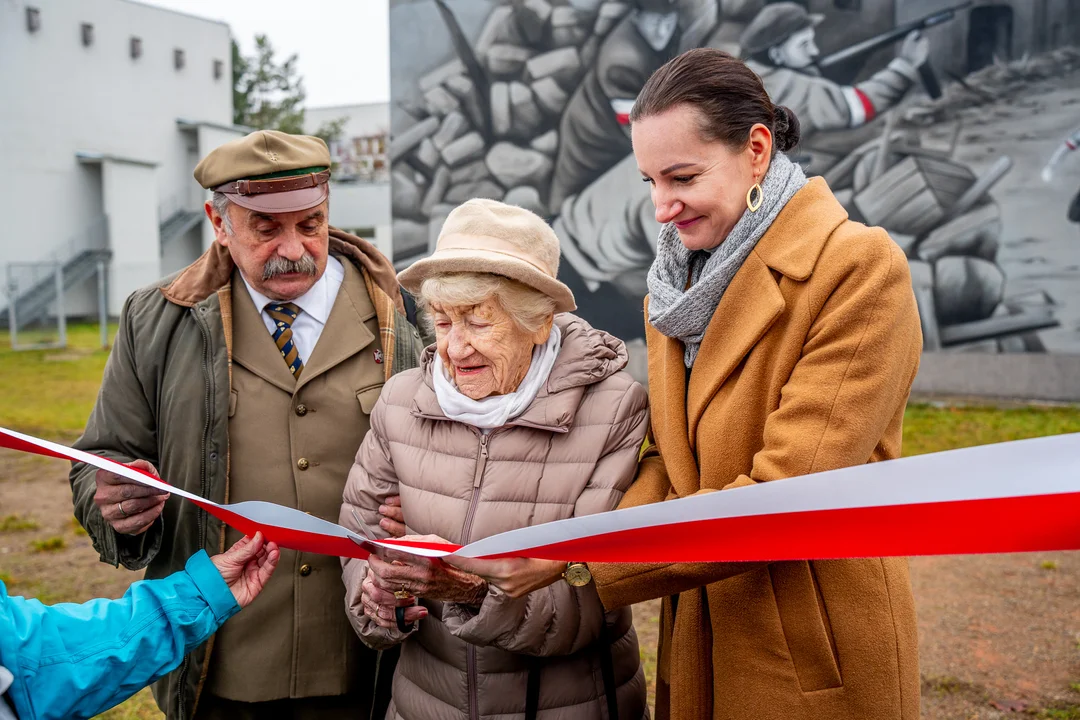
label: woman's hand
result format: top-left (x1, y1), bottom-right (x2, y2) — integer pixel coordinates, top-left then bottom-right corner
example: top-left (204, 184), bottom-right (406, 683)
top-left (210, 532), bottom-right (280, 608)
top-left (446, 557), bottom-right (567, 599)
top-left (368, 535), bottom-right (488, 605)
top-left (361, 571), bottom-right (428, 629)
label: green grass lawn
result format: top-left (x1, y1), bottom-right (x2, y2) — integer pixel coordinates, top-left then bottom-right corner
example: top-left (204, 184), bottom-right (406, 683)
top-left (0, 322), bottom-right (117, 435)
top-left (2, 324), bottom-right (1079, 718)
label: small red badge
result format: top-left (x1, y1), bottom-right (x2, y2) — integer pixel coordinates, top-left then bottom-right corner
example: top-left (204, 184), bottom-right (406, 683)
top-left (373, 349), bottom-right (384, 364)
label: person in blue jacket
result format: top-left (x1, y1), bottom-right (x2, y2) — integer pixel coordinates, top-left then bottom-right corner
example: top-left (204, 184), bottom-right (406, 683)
top-left (0, 532), bottom-right (279, 720)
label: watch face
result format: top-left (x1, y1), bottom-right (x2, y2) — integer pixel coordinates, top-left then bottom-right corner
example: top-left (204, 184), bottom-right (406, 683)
top-left (565, 563), bottom-right (592, 587)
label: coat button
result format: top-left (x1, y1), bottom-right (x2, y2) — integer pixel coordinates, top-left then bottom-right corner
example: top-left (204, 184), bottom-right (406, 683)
top-left (299, 564), bottom-right (312, 577)
top-left (297, 457), bottom-right (310, 470)
top-left (295, 404), bottom-right (308, 416)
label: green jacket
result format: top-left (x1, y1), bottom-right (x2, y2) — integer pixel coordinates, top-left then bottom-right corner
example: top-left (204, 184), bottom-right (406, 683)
top-left (70, 232), bottom-right (424, 718)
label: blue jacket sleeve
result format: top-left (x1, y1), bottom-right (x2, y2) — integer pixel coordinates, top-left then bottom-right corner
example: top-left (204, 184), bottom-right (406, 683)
top-left (0, 550), bottom-right (239, 720)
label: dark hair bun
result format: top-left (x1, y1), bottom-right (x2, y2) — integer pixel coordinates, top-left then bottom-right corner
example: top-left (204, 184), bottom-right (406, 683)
top-left (773, 105), bottom-right (801, 153)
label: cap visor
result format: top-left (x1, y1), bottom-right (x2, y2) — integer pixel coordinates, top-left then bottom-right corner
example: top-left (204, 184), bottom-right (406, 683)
top-left (226, 184), bottom-right (328, 213)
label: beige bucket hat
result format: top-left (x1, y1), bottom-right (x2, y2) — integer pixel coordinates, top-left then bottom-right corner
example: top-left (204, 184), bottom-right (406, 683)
top-left (398, 198), bottom-right (577, 313)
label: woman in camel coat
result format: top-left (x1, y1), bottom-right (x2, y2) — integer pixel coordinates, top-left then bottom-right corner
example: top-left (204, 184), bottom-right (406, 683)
top-left (451, 48), bottom-right (924, 720)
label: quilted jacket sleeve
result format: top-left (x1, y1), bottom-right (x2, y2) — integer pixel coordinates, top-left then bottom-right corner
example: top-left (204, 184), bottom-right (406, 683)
top-left (443, 379), bottom-right (648, 656)
top-left (339, 387), bottom-right (417, 651)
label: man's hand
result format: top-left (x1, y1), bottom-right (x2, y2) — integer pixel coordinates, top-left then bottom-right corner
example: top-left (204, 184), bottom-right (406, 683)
top-left (447, 556), bottom-right (567, 599)
top-left (377, 495), bottom-right (406, 537)
top-left (93, 460), bottom-right (169, 536)
top-left (899, 30), bottom-right (930, 69)
top-left (210, 532), bottom-right (280, 609)
top-left (1042, 165), bottom-right (1054, 183)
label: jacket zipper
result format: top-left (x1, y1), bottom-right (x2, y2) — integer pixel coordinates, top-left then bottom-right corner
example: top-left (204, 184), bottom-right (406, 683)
top-left (177, 306), bottom-right (215, 718)
top-left (461, 432), bottom-right (490, 720)
top-left (460, 434), bottom-right (489, 546)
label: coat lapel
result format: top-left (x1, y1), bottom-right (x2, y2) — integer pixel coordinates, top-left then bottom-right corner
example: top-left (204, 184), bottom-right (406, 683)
top-left (645, 298), bottom-right (700, 499)
top-left (298, 259), bottom-right (376, 389)
top-left (685, 177), bottom-right (847, 445)
top-left (686, 250), bottom-right (784, 445)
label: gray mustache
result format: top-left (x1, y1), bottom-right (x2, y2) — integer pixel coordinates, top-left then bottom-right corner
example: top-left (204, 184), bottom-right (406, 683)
top-left (263, 254), bottom-right (317, 280)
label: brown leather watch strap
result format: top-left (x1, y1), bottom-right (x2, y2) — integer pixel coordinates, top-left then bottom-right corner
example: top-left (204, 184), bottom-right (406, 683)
top-left (213, 169), bottom-right (330, 196)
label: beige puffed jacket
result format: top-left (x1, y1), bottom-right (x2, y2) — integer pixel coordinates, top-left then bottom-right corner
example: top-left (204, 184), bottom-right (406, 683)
top-left (340, 313), bottom-right (649, 720)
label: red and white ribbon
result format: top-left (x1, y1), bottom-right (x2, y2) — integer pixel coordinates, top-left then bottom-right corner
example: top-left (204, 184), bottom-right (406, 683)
top-left (3, 425), bottom-right (1079, 562)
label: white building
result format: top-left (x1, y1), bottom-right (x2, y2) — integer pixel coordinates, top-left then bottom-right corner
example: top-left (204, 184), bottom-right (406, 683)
top-left (0, 0), bottom-right (245, 327)
top-left (304, 103), bottom-right (392, 259)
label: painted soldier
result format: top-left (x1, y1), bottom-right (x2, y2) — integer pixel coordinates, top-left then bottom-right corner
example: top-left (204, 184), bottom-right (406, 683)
top-left (548, 0), bottom-right (680, 210)
top-left (741, 2), bottom-right (929, 138)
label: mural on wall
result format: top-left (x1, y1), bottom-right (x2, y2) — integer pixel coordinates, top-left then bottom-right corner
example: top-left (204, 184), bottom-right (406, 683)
top-left (389, 0), bottom-right (1080, 353)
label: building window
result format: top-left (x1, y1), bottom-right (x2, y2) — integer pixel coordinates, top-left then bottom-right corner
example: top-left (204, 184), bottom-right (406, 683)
top-left (26, 7), bottom-right (41, 33)
top-left (130, 36), bottom-right (142, 59)
top-left (81, 23), bottom-right (94, 47)
top-left (213, 59), bottom-right (224, 80)
top-left (174, 48), bottom-right (185, 70)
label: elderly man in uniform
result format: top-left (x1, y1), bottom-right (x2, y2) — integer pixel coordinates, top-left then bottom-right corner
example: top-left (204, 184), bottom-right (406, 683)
top-left (69, 130), bottom-right (423, 719)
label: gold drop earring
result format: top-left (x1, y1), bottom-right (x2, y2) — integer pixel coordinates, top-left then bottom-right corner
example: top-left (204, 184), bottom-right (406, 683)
top-left (746, 180), bottom-right (763, 213)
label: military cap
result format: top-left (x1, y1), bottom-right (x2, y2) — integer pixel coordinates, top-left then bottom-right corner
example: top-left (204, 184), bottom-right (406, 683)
top-left (635, 0), bottom-right (676, 13)
top-left (740, 2), bottom-right (824, 57)
top-left (193, 129), bottom-right (331, 213)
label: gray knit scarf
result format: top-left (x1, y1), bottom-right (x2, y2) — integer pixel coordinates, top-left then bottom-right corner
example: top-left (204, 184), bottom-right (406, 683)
top-left (647, 153), bottom-right (807, 367)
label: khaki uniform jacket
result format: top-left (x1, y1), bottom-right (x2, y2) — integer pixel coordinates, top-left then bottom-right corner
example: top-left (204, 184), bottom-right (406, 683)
top-left (70, 230), bottom-right (424, 718)
top-left (340, 314), bottom-right (650, 720)
top-left (591, 178), bottom-right (924, 720)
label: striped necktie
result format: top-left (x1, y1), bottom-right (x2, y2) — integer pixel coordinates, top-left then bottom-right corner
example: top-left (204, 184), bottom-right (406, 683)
top-left (267, 302), bottom-right (304, 379)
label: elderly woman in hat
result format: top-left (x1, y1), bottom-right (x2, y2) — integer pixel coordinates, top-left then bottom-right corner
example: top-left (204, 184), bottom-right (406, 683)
top-left (339, 198), bottom-right (649, 720)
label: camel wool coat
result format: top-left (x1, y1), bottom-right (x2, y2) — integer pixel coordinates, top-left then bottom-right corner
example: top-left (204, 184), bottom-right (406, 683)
top-left (591, 178), bottom-right (924, 720)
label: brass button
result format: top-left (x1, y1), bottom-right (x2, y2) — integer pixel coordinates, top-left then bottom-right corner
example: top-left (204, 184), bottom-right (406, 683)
top-left (295, 404), bottom-right (308, 416)
top-left (297, 457), bottom-right (310, 470)
top-left (299, 564), bottom-right (312, 577)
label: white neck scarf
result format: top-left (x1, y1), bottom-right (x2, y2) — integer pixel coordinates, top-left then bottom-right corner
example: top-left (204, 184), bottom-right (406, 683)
top-left (433, 325), bottom-right (562, 430)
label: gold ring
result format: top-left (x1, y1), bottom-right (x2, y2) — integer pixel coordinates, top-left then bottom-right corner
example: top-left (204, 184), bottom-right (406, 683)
top-left (117, 501), bottom-right (129, 518)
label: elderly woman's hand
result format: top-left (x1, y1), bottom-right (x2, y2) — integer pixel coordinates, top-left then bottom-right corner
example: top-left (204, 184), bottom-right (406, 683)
top-left (361, 571), bottom-right (428, 629)
top-left (368, 535), bottom-right (488, 605)
top-left (446, 557), bottom-right (567, 599)
top-left (377, 495), bottom-right (407, 537)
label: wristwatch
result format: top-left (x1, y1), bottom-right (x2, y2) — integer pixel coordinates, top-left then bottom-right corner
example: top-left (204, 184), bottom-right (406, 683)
top-left (563, 561), bottom-right (592, 587)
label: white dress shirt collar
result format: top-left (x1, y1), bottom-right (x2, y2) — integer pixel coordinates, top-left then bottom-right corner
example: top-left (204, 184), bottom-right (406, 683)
top-left (240, 255), bottom-right (344, 325)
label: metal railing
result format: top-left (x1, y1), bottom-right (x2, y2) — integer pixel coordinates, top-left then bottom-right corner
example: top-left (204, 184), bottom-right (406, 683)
top-left (158, 188), bottom-right (205, 250)
top-left (3, 217), bottom-right (111, 350)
